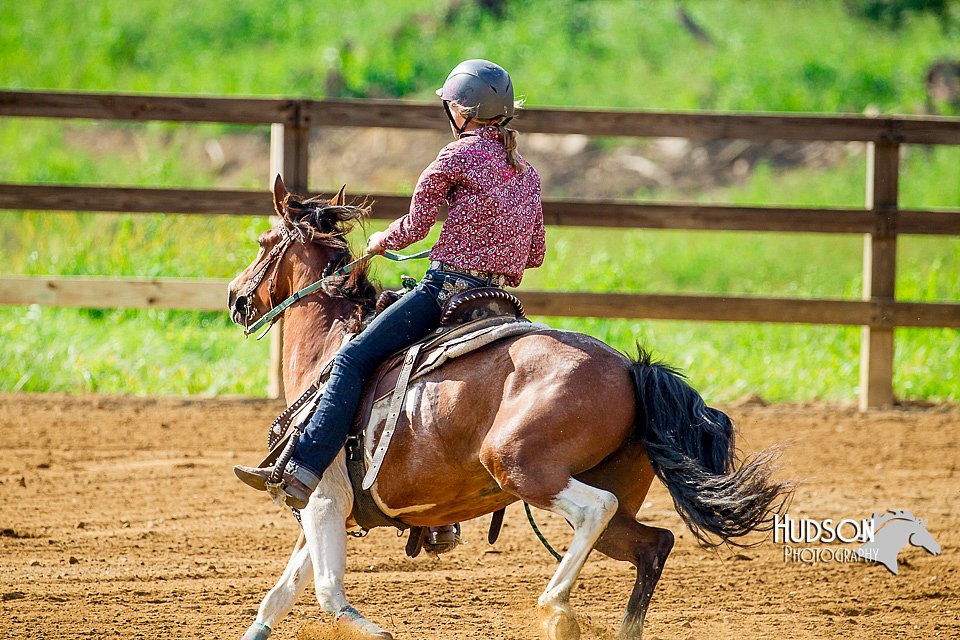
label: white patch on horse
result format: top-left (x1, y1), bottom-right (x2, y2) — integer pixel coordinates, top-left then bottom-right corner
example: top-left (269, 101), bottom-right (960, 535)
top-left (365, 381), bottom-right (441, 517)
top-left (318, 450), bottom-right (354, 508)
top-left (380, 501), bottom-right (437, 517)
top-left (410, 380), bottom-right (445, 436)
top-left (362, 380), bottom-right (429, 461)
top-left (362, 400), bottom-right (390, 465)
top-left (538, 479), bottom-right (618, 608)
top-left (402, 382), bottom-right (425, 434)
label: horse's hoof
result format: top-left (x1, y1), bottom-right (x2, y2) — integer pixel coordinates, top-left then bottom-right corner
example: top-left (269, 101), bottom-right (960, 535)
top-left (335, 605), bottom-right (393, 639)
top-left (538, 602), bottom-right (581, 640)
top-left (240, 621), bottom-right (271, 640)
top-left (618, 619), bottom-right (643, 639)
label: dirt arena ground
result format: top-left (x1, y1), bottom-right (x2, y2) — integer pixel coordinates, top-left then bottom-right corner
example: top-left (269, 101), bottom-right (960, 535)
top-left (0, 393), bottom-right (957, 639)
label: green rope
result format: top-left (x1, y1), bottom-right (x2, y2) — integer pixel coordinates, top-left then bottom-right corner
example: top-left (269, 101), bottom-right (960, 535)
top-left (243, 248), bottom-right (432, 336)
top-left (524, 502), bottom-right (563, 563)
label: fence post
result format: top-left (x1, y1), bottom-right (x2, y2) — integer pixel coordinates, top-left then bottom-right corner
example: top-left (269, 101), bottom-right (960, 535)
top-left (267, 103), bottom-right (310, 400)
top-left (859, 141), bottom-right (899, 411)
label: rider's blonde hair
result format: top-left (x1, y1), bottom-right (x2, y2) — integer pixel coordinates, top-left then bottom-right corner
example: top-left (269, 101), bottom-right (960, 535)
top-left (449, 99), bottom-right (526, 170)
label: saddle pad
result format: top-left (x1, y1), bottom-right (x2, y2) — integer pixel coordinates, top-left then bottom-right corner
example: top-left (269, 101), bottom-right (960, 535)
top-left (365, 319), bottom-right (548, 408)
top-left (410, 320), bottom-right (548, 386)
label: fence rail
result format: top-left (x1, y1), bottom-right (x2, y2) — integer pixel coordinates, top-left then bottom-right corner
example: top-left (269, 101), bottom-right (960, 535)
top-left (3, 275), bottom-right (958, 329)
top-left (4, 90), bottom-right (960, 143)
top-left (2, 89), bottom-right (959, 409)
top-left (3, 183), bottom-right (960, 235)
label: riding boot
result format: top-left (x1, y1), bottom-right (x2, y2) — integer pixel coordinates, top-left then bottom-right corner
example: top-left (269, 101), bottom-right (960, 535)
top-left (423, 523), bottom-right (462, 556)
top-left (233, 459), bottom-right (321, 510)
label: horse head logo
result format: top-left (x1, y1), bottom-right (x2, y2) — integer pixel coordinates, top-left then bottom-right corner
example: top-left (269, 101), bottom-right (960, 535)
top-left (855, 510), bottom-right (941, 575)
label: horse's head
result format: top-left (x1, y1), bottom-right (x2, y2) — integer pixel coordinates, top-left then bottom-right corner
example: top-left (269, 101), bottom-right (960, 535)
top-left (859, 509), bottom-right (942, 574)
top-left (908, 519), bottom-right (941, 556)
top-left (227, 175), bottom-right (375, 332)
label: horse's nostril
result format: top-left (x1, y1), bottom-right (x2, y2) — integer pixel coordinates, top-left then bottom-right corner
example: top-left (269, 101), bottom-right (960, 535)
top-left (234, 295), bottom-right (248, 314)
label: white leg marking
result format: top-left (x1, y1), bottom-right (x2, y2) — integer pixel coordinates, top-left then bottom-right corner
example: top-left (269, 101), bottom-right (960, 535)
top-left (538, 479), bottom-right (618, 608)
top-left (300, 449), bottom-right (354, 614)
top-left (255, 533), bottom-right (312, 629)
top-left (300, 452), bottom-right (393, 637)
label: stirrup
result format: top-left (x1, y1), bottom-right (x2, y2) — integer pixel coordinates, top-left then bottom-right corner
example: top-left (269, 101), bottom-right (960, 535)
top-left (423, 523), bottom-right (462, 556)
top-left (234, 460), bottom-right (321, 510)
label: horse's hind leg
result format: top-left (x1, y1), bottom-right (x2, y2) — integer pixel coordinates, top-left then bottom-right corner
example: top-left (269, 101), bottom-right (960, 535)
top-left (594, 515), bottom-right (674, 639)
top-left (579, 445), bottom-right (673, 638)
top-left (241, 532), bottom-right (312, 640)
top-left (487, 457), bottom-right (618, 640)
top-left (538, 479), bottom-right (619, 639)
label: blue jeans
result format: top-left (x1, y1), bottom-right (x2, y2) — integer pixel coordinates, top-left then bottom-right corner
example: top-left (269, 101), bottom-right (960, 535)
top-left (292, 268), bottom-right (491, 476)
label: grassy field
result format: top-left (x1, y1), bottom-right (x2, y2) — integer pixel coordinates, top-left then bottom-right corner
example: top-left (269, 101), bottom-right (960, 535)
top-left (3, 0), bottom-right (957, 112)
top-left (2, 0), bottom-right (958, 402)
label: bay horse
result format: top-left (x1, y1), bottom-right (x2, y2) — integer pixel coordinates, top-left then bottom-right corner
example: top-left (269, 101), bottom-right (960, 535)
top-left (227, 177), bottom-right (790, 640)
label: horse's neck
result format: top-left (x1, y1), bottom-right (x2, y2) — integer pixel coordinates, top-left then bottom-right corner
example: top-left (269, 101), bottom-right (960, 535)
top-left (280, 297), bottom-right (357, 401)
top-left (878, 519), bottom-right (915, 543)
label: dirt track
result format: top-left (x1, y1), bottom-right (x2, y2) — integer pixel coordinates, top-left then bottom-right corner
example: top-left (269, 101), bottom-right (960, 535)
top-left (0, 394), bottom-right (957, 639)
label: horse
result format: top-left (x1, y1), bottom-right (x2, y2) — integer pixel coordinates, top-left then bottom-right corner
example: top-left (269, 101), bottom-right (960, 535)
top-left (226, 176), bottom-right (791, 640)
top-left (855, 509), bottom-right (941, 575)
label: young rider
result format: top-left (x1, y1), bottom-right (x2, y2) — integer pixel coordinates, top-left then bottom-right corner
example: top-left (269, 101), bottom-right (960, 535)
top-left (236, 59), bottom-right (545, 550)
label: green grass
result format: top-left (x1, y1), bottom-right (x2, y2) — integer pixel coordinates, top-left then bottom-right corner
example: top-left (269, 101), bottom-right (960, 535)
top-left (4, 307), bottom-right (266, 396)
top-left (3, 1), bottom-right (958, 113)
top-left (4, 204), bottom-right (957, 401)
top-left (1, 1), bottom-right (958, 401)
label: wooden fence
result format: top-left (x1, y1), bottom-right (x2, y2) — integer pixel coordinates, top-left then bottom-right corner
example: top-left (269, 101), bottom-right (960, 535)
top-left (1, 90), bottom-right (959, 409)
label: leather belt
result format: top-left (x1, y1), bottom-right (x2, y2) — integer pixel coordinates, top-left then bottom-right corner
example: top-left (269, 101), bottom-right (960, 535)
top-left (429, 260), bottom-right (508, 288)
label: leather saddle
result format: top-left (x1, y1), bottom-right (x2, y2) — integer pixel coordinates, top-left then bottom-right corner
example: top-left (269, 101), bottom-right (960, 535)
top-left (376, 285), bottom-right (525, 326)
top-left (343, 286), bottom-right (526, 545)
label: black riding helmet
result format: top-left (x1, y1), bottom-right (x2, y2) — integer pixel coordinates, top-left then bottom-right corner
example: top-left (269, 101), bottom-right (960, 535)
top-left (436, 59), bottom-right (515, 136)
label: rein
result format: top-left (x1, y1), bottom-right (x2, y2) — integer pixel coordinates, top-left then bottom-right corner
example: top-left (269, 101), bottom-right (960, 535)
top-left (242, 243), bottom-right (431, 338)
top-left (524, 502), bottom-right (563, 562)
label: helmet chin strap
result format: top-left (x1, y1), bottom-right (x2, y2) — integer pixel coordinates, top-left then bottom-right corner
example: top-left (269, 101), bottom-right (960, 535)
top-left (443, 100), bottom-right (473, 138)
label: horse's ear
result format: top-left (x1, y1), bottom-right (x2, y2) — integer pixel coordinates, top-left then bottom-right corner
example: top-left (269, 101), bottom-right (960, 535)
top-left (329, 184), bottom-right (346, 207)
top-left (273, 174), bottom-right (289, 219)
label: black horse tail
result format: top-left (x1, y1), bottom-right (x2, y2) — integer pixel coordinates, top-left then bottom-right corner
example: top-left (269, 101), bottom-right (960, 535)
top-left (629, 347), bottom-right (792, 547)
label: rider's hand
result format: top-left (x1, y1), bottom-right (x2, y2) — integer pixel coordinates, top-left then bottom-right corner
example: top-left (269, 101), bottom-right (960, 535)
top-left (366, 231), bottom-right (387, 256)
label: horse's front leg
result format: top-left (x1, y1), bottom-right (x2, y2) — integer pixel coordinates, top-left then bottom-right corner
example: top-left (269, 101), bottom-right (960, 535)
top-left (300, 455), bottom-right (394, 639)
top-left (241, 532), bottom-right (312, 640)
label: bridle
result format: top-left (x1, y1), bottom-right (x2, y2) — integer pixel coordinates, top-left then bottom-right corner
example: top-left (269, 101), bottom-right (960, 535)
top-left (238, 222), bottom-right (352, 339)
top-left (239, 224), bottom-right (295, 325)
top-left (236, 221), bottom-right (429, 339)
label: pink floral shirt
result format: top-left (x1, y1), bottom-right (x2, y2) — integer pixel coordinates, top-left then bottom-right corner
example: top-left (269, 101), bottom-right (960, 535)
top-left (380, 125), bottom-right (545, 287)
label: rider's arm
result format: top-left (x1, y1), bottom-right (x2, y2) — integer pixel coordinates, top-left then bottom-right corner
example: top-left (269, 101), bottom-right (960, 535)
top-left (380, 145), bottom-right (463, 251)
top-left (525, 189), bottom-right (546, 269)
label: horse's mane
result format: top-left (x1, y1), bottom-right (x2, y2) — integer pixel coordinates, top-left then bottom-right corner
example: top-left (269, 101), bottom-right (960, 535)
top-left (280, 192), bottom-right (378, 330)
top-left (872, 509), bottom-right (922, 528)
